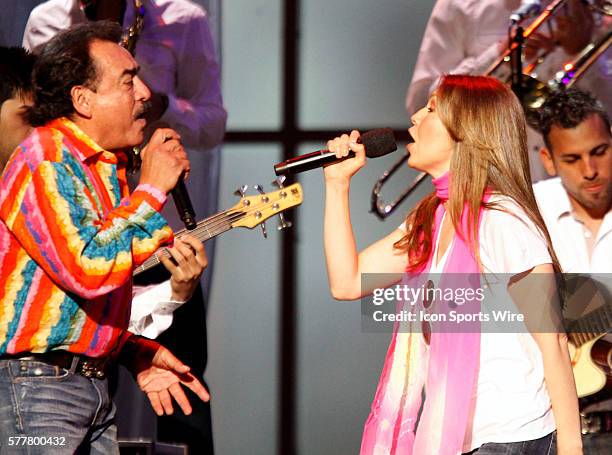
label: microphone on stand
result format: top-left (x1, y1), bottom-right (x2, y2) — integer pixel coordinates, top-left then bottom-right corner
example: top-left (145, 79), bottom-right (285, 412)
top-left (274, 128), bottom-right (397, 176)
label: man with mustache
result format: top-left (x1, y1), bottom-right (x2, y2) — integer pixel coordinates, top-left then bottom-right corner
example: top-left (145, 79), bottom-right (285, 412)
top-left (0, 23), bottom-right (209, 454)
top-left (23, 3), bottom-right (226, 450)
top-left (0, 44), bottom-right (207, 350)
top-left (532, 89), bottom-right (612, 454)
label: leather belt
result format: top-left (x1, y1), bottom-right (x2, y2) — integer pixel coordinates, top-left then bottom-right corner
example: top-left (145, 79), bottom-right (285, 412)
top-left (581, 411), bottom-right (612, 435)
top-left (1, 351), bottom-right (111, 379)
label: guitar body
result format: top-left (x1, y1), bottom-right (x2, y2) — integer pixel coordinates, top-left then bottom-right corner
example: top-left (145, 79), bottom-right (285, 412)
top-left (569, 335), bottom-right (612, 398)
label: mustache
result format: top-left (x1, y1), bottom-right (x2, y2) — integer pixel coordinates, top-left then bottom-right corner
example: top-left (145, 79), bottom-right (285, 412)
top-left (134, 103), bottom-right (148, 120)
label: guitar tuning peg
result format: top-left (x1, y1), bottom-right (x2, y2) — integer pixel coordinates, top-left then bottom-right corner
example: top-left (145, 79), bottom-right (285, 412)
top-left (271, 177), bottom-right (288, 200)
top-left (234, 184), bottom-right (249, 198)
top-left (271, 176), bottom-right (286, 189)
top-left (254, 184), bottom-right (270, 203)
top-left (234, 185), bottom-right (250, 207)
top-left (260, 221), bottom-right (268, 239)
top-left (277, 212), bottom-right (292, 231)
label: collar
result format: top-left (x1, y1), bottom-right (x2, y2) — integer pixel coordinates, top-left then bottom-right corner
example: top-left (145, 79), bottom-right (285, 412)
top-left (555, 199), bottom-right (573, 222)
top-left (545, 178), bottom-right (612, 230)
top-left (47, 117), bottom-right (116, 164)
top-left (542, 177), bottom-right (574, 222)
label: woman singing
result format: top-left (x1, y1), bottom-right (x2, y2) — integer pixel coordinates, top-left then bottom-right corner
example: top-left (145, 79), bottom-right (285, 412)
top-left (323, 75), bottom-right (581, 455)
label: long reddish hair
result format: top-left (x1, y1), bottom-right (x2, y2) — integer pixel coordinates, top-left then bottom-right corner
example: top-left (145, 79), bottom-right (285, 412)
top-left (395, 75), bottom-right (560, 273)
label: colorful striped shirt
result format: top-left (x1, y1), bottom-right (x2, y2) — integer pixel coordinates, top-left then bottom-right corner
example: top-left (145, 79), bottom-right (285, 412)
top-left (0, 118), bottom-right (173, 357)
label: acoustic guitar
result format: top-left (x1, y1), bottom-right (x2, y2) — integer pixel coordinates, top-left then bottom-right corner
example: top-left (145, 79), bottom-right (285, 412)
top-left (566, 301), bottom-right (612, 398)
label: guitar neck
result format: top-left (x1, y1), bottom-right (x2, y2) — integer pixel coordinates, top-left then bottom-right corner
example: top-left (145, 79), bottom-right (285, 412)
top-left (568, 302), bottom-right (612, 347)
top-left (133, 209), bottom-right (241, 276)
top-left (132, 182), bottom-right (304, 277)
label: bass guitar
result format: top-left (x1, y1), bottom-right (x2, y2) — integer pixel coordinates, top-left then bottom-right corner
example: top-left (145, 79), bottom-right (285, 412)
top-left (133, 183), bottom-right (303, 276)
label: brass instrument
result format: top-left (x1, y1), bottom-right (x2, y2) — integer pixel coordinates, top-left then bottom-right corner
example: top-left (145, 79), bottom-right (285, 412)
top-left (485, 0), bottom-right (567, 79)
top-left (590, 0), bottom-right (612, 14)
top-left (371, 0), bottom-right (612, 219)
top-left (486, 0), bottom-right (611, 82)
top-left (120, 0), bottom-right (146, 55)
top-left (522, 27), bottom-right (612, 110)
top-left (371, 160), bottom-right (427, 221)
top-left (119, 0), bottom-right (146, 173)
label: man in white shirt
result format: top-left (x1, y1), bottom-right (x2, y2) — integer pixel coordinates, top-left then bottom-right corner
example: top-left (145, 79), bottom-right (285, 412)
top-left (533, 89), bottom-right (611, 273)
top-left (22, 1), bottom-right (226, 452)
top-left (406, 0), bottom-right (611, 182)
top-left (532, 88), bottom-right (612, 453)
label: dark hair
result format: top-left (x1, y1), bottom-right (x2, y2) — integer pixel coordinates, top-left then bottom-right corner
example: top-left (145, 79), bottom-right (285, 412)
top-left (28, 21), bottom-right (122, 126)
top-left (0, 47), bottom-right (36, 105)
top-left (528, 89), bottom-right (611, 150)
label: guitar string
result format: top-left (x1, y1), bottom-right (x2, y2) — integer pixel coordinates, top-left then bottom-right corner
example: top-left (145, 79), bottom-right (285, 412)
top-left (569, 302), bottom-right (612, 345)
top-left (182, 191), bottom-right (298, 237)
top-left (136, 193), bottom-right (298, 273)
top-left (173, 195), bottom-right (290, 243)
top-left (136, 211), bottom-right (238, 272)
top-left (136, 208), bottom-right (269, 272)
top-left (172, 190), bottom-right (298, 238)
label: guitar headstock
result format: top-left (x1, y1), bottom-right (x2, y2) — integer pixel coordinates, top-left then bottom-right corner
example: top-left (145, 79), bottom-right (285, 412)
top-left (229, 183), bottom-right (303, 230)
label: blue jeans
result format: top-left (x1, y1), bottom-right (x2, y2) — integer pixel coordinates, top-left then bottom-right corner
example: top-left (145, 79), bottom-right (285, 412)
top-left (0, 358), bottom-right (119, 454)
top-left (463, 431), bottom-right (556, 454)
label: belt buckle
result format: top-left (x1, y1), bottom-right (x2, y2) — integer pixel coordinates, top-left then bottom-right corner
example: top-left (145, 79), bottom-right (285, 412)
top-left (78, 358), bottom-right (106, 379)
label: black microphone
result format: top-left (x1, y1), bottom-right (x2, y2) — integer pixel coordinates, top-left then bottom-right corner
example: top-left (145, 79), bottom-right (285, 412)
top-left (158, 130), bottom-right (197, 230)
top-left (172, 173), bottom-right (197, 230)
top-left (274, 128), bottom-right (397, 176)
top-left (509, 0), bottom-right (541, 24)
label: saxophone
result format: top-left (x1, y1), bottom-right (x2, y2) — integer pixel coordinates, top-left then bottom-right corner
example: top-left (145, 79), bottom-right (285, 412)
top-left (120, 0), bottom-right (145, 55)
top-left (120, 0), bottom-right (146, 173)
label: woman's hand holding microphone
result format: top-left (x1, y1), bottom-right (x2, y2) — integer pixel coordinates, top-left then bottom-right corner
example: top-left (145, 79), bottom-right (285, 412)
top-left (323, 130), bottom-right (367, 186)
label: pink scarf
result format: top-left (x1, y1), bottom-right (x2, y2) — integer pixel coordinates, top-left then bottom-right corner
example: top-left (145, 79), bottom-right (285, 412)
top-left (360, 172), bottom-right (487, 455)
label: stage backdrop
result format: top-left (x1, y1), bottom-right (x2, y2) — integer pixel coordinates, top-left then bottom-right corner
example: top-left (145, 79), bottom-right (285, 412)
top-left (1, 1), bottom-right (435, 454)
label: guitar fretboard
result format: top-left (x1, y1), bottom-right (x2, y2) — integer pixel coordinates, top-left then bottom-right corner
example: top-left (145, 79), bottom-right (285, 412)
top-left (133, 209), bottom-right (244, 276)
top-left (567, 302), bottom-right (612, 347)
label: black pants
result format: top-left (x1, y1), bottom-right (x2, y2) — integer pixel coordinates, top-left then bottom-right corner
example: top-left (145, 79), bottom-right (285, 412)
top-left (156, 283), bottom-right (213, 454)
top-left (114, 266), bottom-right (213, 454)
